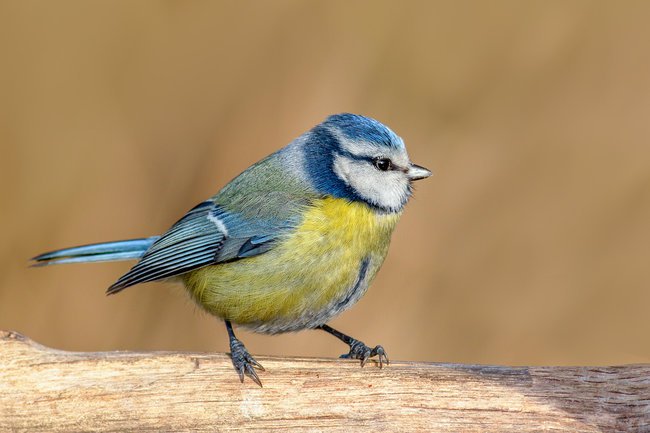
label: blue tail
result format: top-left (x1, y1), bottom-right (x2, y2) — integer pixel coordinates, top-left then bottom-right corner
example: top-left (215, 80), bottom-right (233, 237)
top-left (32, 237), bottom-right (160, 266)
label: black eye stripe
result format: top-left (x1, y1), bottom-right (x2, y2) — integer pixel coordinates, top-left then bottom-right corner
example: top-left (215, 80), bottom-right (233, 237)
top-left (335, 150), bottom-right (398, 169)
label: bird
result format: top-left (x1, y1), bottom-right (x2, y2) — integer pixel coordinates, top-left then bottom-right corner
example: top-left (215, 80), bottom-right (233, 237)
top-left (32, 113), bottom-right (431, 386)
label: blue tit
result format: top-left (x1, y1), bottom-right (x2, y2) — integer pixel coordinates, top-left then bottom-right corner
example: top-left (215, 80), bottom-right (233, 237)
top-left (33, 113), bottom-right (432, 386)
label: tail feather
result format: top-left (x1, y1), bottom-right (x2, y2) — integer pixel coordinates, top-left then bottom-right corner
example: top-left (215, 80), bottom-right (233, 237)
top-left (32, 237), bottom-right (160, 266)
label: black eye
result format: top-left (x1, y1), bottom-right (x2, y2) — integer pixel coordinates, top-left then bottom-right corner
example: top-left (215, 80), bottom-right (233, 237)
top-left (373, 158), bottom-right (392, 171)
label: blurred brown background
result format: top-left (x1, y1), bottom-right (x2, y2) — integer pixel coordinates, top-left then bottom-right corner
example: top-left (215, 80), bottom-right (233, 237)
top-left (1, 1), bottom-right (649, 366)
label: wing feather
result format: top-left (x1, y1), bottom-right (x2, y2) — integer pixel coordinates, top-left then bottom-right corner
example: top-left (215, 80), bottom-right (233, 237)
top-left (106, 198), bottom-right (301, 294)
top-left (107, 201), bottom-right (226, 294)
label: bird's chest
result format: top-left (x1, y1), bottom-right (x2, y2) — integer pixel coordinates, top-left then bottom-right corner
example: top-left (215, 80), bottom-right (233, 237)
top-left (285, 197), bottom-right (400, 274)
top-left (256, 197), bottom-right (401, 327)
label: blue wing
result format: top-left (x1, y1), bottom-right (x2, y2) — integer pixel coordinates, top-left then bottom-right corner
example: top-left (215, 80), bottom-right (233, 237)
top-left (106, 199), bottom-right (302, 294)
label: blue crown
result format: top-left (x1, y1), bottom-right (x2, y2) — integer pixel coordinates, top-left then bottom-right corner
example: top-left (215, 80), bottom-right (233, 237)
top-left (323, 113), bottom-right (404, 150)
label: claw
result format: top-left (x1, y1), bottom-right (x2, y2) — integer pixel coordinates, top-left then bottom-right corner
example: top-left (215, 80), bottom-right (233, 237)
top-left (372, 346), bottom-right (389, 368)
top-left (230, 338), bottom-right (264, 387)
top-left (342, 339), bottom-right (389, 369)
top-left (248, 357), bottom-right (266, 371)
top-left (246, 365), bottom-right (263, 387)
top-left (360, 349), bottom-right (371, 367)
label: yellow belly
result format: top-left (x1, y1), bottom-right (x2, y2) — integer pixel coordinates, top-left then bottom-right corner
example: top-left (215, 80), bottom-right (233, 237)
top-left (181, 197), bottom-right (400, 333)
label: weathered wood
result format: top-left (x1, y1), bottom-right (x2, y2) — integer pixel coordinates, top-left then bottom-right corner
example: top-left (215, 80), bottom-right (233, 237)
top-left (0, 330), bottom-right (648, 432)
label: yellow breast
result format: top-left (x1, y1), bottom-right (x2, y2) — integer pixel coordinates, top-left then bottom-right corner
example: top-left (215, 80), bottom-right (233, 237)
top-left (182, 197), bottom-right (401, 333)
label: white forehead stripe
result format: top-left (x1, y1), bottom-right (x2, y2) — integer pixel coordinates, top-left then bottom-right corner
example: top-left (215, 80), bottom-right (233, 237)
top-left (326, 126), bottom-right (410, 167)
top-left (326, 127), bottom-right (376, 157)
top-left (207, 213), bottom-right (229, 237)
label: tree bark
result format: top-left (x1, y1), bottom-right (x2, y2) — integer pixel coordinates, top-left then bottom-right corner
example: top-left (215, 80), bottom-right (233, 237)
top-left (0, 330), bottom-right (648, 432)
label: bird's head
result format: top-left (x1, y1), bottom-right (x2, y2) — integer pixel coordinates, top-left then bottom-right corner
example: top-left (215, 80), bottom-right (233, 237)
top-left (302, 113), bottom-right (431, 213)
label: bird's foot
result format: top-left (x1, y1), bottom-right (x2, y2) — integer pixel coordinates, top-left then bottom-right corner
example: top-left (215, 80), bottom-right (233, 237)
top-left (340, 339), bottom-right (389, 368)
top-left (230, 338), bottom-right (265, 387)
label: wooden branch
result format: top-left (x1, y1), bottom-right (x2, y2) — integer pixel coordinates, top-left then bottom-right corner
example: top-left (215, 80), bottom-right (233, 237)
top-left (1, 331), bottom-right (648, 432)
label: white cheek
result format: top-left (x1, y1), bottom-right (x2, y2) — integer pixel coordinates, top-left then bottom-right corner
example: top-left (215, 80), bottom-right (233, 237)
top-left (333, 156), bottom-right (410, 211)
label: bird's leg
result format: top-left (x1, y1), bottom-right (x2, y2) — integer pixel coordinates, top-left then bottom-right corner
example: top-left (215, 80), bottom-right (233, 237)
top-left (317, 324), bottom-right (389, 368)
top-left (225, 320), bottom-right (264, 387)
